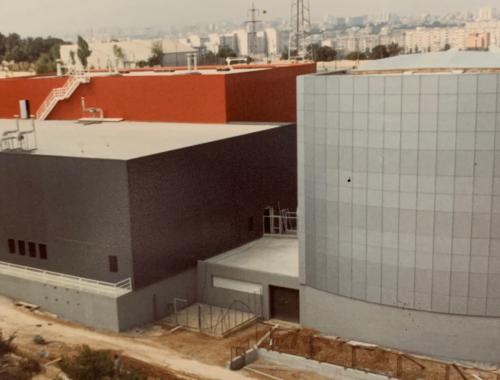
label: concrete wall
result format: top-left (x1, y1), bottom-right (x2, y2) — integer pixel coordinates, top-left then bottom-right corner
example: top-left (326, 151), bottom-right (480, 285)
top-left (301, 285), bottom-right (500, 364)
top-left (0, 153), bottom-right (133, 284)
top-left (197, 261), bottom-right (299, 319)
top-left (0, 273), bottom-right (120, 331)
top-left (117, 268), bottom-right (197, 331)
top-left (127, 125), bottom-right (297, 289)
top-left (297, 71), bottom-right (500, 363)
top-left (298, 73), bottom-right (500, 316)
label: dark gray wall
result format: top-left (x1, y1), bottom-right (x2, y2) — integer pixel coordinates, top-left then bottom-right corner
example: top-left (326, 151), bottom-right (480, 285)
top-left (0, 153), bottom-right (133, 283)
top-left (127, 125), bottom-right (297, 288)
top-left (197, 261), bottom-right (299, 319)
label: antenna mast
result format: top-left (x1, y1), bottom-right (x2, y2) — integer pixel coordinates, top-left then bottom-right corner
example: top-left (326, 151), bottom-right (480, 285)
top-left (246, 3), bottom-right (261, 57)
top-left (288, 0), bottom-right (311, 59)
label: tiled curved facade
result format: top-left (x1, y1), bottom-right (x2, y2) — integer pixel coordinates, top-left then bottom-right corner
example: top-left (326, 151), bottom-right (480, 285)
top-left (298, 72), bottom-right (500, 317)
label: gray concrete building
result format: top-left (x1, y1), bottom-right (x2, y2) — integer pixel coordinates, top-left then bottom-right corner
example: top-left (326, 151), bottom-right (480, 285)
top-left (0, 119), bottom-right (297, 331)
top-left (298, 51), bottom-right (500, 363)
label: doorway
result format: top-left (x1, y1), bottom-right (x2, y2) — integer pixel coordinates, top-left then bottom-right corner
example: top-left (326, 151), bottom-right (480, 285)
top-left (269, 286), bottom-right (300, 323)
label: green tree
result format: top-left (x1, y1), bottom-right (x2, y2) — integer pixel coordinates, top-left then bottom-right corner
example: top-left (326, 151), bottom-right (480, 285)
top-left (113, 44), bottom-right (126, 64)
top-left (35, 53), bottom-right (57, 74)
top-left (345, 51), bottom-right (368, 60)
top-left (148, 41), bottom-right (164, 66)
top-left (217, 46), bottom-right (237, 59)
top-left (306, 43), bottom-right (337, 61)
top-left (442, 43), bottom-right (451, 51)
top-left (77, 35), bottom-right (92, 68)
top-left (387, 42), bottom-right (402, 57)
top-left (370, 45), bottom-right (389, 59)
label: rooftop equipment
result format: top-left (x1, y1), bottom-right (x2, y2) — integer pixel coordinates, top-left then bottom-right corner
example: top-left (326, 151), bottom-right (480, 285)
top-left (81, 97), bottom-right (104, 120)
top-left (0, 117), bottom-right (37, 152)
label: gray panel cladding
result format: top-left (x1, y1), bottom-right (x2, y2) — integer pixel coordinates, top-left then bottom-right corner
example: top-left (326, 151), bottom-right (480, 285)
top-left (298, 73), bottom-right (500, 317)
top-left (127, 125), bottom-right (297, 289)
top-left (0, 153), bottom-right (133, 283)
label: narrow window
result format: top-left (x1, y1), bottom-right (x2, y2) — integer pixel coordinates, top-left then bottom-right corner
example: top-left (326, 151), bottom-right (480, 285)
top-left (18, 241), bottom-right (26, 256)
top-left (248, 216), bottom-right (254, 232)
top-left (39, 244), bottom-right (47, 260)
top-left (108, 256), bottom-right (118, 273)
top-left (7, 239), bottom-right (16, 254)
top-left (28, 242), bottom-right (37, 257)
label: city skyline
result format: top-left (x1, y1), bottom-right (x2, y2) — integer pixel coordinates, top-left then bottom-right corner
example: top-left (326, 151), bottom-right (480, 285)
top-left (0, 0), bottom-right (493, 37)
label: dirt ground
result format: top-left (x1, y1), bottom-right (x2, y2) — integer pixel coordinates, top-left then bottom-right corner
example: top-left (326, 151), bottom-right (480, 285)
top-left (0, 295), bottom-right (326, 380)
top-left (262, 327), bottom-right (500, 380)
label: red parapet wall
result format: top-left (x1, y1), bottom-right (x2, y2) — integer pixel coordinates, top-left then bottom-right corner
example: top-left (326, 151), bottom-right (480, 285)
top-left (225, 63), bottom-right (316, 123)
top-left (0, 63), bottom-right (316, 123)
top-left (49, 74), bottom-right (228, 123)
top-left (0, 76), bottom-right (66, 118)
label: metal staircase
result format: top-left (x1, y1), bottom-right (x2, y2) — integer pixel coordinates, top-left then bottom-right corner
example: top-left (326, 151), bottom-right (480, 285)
top-left (36, 74), bottom-right (91, 120)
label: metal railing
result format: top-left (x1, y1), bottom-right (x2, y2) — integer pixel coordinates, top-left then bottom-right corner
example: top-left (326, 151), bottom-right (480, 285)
top-left (263, 208), bottom-right (297, 235)
top-left (0, 260), bottom-right (132, 297)
top-left (171, 299), bottom-right (258, 337)
top-left (36, 74), bottom-right (91, 120)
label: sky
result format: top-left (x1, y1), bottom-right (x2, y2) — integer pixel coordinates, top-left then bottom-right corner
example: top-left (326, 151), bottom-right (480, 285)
top-left (0, 0), bottom-right (486, 37)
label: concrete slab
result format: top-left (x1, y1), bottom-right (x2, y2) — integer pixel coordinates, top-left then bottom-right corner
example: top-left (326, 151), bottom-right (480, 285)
top-left (206, 237), bottom-right (298, 278)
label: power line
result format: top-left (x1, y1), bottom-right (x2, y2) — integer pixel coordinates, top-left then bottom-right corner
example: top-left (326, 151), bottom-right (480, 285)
top-left (288, 0), bottom-right (311, 59)
top-left (246, 3), bottom-right (261, 56)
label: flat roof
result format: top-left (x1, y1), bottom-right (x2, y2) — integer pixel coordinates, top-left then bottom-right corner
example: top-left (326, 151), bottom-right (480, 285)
top-left (355, 51), bottom-right (500, 74)
top-left (206, 236), bottom-right (298, 278)
top-left (0, 120), bottom-right (285, 160)
top-left (25, 68), bottom-right (269, 81)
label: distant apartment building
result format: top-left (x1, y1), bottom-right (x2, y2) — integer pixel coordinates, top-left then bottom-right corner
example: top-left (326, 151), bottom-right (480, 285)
top-left (404, 27), bottom-right (466, 52)
top-left (478, 7), bottom-right (496, 21)
top-left (331, 32), bottom-right (404, 54)
top-left (60, 39), bottom-right (196, 69)
top-left (219, 33), bottom-right (239, 53)
top-left (466, 20), bottom-right (500, 47)
top-left (465, 32), bottom-right (491, 50)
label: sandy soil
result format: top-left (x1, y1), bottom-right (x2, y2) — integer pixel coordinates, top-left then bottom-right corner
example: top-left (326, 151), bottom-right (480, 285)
top-left (0, 295), bottom-right (329, 380)
top-left (0, 295), bottom-right (251, 380)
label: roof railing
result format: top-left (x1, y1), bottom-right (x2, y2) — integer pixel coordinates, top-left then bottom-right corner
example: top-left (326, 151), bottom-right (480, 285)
top-left (0, 260), bottom-right (132, 297)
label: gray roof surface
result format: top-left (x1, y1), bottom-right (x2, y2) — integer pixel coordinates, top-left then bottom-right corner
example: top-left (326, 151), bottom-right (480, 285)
top-left (358, 51), bottom-right (500, 72)
top-left (0, 120), bottom-right (283, 160)
top-left (206, 236), bottom-right (298, 278)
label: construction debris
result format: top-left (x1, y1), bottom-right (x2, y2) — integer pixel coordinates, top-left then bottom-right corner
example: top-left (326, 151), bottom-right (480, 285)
top-left (260, 327), bottom-right (500, 380)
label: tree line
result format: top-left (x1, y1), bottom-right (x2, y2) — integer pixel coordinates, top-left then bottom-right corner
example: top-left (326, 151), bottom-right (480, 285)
top-left (0, 32), bottom-right (68, 74)
top-left (281, 42), bottom-right (403, 62)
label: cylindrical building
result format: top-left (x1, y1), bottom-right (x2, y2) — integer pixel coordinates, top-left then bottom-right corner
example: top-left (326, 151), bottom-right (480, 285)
top-left (298, 52), bottom-right (500, 363)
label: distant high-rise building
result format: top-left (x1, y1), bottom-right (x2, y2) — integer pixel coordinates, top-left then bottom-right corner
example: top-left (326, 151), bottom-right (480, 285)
top-left (478, 7), bottom-right (496, 21)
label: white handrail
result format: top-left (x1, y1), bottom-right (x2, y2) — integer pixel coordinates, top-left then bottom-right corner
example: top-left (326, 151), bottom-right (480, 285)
top-left (36, 74), bottom-right (90, 120)
top-left (0, 260), bottom-right (131, 297)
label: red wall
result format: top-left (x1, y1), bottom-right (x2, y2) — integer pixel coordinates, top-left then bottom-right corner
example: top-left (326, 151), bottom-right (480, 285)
top-left (225, 63), bottom-right (316, 123)
top-left (49, 75), bottom-right (228, 123)
top-left (0, 76), bottom-right (65, 118)
top-left (0, 63), bottom-right (316, 123)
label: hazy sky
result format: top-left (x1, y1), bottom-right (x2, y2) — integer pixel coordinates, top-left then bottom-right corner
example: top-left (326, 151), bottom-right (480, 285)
top-left (0, 0), bottom-right (486, 37)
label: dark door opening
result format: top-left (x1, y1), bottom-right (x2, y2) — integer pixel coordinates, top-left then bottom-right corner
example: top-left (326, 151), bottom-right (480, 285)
top-left (270, 286), bottom-right (300, 323)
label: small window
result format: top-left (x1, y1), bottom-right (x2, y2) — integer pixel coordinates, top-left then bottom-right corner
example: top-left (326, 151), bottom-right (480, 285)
top-left (18, 241), bottom-right (26, 256)
top-left (28, 242), bottom-right (37, 258)
top-left (7, 239), bottom-right (16, 254)
top-left (39, 244), bottom-right (47, 260)
top-left (108, 256), bottom-right (118, 273)
top-left (248, 216), bottom-right (254, 232)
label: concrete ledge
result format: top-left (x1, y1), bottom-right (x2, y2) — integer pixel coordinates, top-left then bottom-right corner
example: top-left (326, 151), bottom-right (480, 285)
top-left (301, 286), bottom-right (500, 364)
top-left (257, 349), bottom-right (391, 380)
